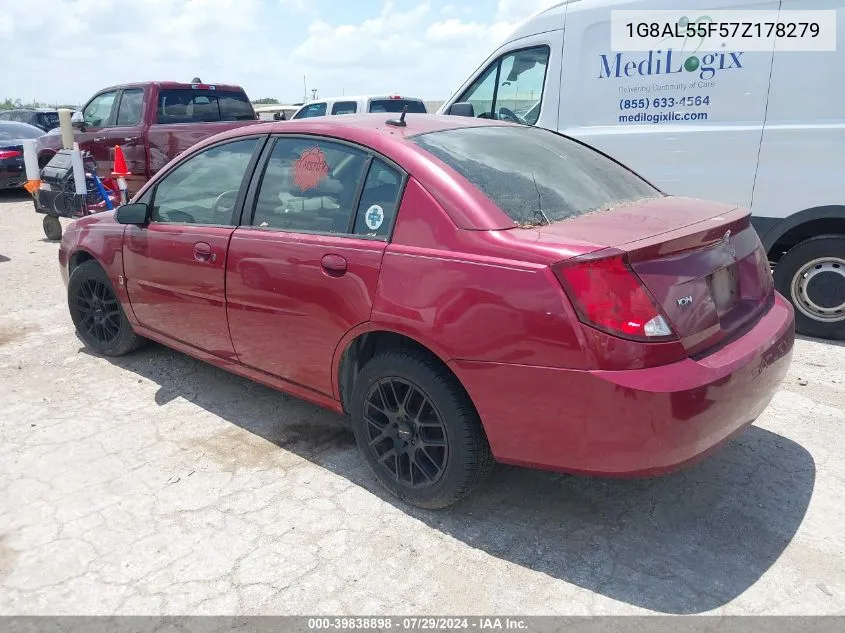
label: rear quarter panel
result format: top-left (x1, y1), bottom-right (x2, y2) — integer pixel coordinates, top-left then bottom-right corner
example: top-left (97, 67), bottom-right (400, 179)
top-left (368, 178), bottom-right (588, 369)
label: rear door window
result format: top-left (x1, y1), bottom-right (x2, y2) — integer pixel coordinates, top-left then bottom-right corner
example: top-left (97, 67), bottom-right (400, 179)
top-left (156, 89), bottom-right (256, 124)
top-left (331, 101), bottom-right (358, 115)
top-left (411, 126), bottom-right (658, 226)
top-left (368, 99), bottom-right (426, 114)
top-left (250, 138), bottom-right (368, 233)
top-left (115, 89), bottom-right (144, 126)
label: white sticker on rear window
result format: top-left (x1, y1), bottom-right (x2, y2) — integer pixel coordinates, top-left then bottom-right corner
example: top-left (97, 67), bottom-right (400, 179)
top-left (365, 204), bottom-right (384, 230)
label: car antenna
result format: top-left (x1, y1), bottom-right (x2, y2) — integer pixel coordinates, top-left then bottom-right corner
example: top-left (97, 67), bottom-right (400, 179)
top-left (385, 105), bottom-right (408, 127)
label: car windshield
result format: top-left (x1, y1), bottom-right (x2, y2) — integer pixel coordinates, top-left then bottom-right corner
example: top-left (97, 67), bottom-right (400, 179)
top-left (369, 99), bottom-right (427, 114)
top-left (410, 126), bottom-right (659, 226)
top-left (0, 122), bottom-right (44, 140)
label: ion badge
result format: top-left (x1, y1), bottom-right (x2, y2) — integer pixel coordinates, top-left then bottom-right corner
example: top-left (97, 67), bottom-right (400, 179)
top-left (293, 147), bottom-right (329, 192)
top-left (365, 205), bottom-right (385, 230)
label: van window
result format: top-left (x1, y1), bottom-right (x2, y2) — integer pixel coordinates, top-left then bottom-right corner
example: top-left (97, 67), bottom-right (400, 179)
top-left (411, 126), bottom-right (658, 226)
top-left (456, 46), bottom-right (549, 126)
top-left (293, 103), bottom-right (328, 119)
top-left (332, 101), bottom-right (358, 115)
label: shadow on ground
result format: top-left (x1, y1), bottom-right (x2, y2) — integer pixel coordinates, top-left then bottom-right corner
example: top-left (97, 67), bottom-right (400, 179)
top-left (92, 343), bottom-right (815, 614)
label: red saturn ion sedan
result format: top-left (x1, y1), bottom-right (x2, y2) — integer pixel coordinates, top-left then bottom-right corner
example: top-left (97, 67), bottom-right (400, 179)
top-left (58, 114), bottom-right (794, 508)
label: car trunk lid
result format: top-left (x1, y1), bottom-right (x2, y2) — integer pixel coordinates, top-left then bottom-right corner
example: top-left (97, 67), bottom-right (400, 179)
top-left (531, 196), bottom-right (774, 355)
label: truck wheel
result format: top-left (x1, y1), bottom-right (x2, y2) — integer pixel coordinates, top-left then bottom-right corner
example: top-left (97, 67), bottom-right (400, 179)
top-left (43, 215), bottom-right (62, 241)
top-left (774, 235), bottom-right (845, 340)
top-left (67, 260), bottom-right (146, 356)
top-left (349, 347), bottom-right (494, 509)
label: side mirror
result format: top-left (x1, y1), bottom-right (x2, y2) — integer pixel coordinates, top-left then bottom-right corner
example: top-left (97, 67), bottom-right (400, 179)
top-left (446, 102), bottom-right (475, 117)
top-left (71, 112), bottom-right (85, 129)
top-left (115, 202), bottom-right (149, 225)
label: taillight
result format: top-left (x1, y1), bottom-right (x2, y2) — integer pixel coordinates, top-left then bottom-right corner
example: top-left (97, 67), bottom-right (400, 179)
top-left (0, 149), bottom-right (22, 160)
top-left (553, 252), bottom-right (675, 341)
top-left (753, 241), bottom-right (774, 295)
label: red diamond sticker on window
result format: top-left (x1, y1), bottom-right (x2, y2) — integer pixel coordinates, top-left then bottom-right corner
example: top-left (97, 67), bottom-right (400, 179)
top-left (293, 146), bottom-right (329, 192)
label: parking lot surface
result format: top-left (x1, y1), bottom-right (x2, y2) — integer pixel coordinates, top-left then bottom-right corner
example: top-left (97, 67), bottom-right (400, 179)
top-left (1, 190), bottom-right (843, 615)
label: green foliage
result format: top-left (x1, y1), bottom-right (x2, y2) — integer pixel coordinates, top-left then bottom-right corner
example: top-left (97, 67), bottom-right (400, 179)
top-left (252, 97), bottom-right (280, 105)
top-left (0, 98), bottom-right (81, 111)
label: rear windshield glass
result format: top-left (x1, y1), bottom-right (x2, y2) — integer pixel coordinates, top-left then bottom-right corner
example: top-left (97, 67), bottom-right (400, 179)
top-left (157, 89), bottom-right (255, 123)
top-left (410, 126), bottom-right (659, 225)
top-left (369, 99), bottom-right (427, 114)
top-left (0, 122), bottom-right (44, 140)
top-left (36, 112), bottom-right (60, 129)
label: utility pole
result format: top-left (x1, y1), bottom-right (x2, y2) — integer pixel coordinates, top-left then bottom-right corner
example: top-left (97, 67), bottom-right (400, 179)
top-left (303, 75), bottom-right (307, 103)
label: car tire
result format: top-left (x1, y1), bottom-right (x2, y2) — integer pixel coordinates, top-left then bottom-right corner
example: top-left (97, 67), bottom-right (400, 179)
top-left (350, 346), bottom-right (494, 509)
top-left (774, 234), bottom-right (845, 340)
top-left (67, 260), bottom-right (146, 356)
top-left (43, 215), bottom-right (62, 241)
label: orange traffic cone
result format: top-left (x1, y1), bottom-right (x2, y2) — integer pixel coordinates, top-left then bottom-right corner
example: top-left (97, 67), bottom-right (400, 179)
top-left (112, 145), bottom-right (131, 177)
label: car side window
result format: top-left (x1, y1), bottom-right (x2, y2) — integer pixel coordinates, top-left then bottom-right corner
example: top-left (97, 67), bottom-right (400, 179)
top-left (331, 101), bottom-right (357, 115)
top-left (353, 159), bottom-right (402, 239)
top-left (83, 91), bottom-right (118, 127)
top-left (151, 138), bottom-right (260, 226)
top-left (251, 138), bottom-right (368, 234)
top-left (115, 89), bottom-right (144, 126)
top-left (294, 103), bottom-right (327, 119)
top-left (456, 46), bottom-right (549, 125)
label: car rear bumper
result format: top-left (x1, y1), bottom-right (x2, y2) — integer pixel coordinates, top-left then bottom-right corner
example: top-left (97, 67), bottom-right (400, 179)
top-left (0, 165), bottom-right (26, 189)
top-left (450, 292), bottom-right (795, 476)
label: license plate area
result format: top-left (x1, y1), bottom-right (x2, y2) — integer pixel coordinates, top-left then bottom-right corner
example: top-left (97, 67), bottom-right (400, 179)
top-left (709, 264), bottom-right (739, 315)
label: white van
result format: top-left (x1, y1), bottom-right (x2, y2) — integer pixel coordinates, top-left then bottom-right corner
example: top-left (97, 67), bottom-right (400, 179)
top-left (439, 0), bottom-right (845, 340)
top-left (292, 95), bottom-right (427, 119)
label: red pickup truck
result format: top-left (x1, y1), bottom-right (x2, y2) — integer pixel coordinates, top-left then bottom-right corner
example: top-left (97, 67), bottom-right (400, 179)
top-left (36, 81), bottom-right (260, 194)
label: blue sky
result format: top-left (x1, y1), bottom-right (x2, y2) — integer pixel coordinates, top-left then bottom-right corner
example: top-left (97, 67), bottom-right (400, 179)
top-left (1, 0), bottom-right (558, 105)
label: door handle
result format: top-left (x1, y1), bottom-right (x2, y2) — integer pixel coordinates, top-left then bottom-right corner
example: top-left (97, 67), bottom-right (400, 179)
top-left (193, 242), bottom-right (216, 262)
top-left (93, 137), bottom-right (107, 142)
top-left (123, 137), bottom-right (139, 143)
top-left (321, 254), bottom-right (347, 276)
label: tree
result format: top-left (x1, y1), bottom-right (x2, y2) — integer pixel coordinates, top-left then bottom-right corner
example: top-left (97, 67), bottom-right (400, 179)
top-left (252, 97), bottom-right (280, 105)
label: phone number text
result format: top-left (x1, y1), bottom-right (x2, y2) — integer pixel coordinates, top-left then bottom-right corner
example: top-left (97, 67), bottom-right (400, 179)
top-left (620, 96), bottom-right (711, 111)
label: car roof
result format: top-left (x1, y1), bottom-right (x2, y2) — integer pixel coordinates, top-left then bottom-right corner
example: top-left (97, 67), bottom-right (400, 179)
top-left (301, 95), bottom-right (425, 104)
top-left (95, 81), bottom-right (247, 93)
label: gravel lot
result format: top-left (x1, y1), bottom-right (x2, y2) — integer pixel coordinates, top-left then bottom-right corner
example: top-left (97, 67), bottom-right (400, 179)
top-left (1, 189), bottom-right (843, 616)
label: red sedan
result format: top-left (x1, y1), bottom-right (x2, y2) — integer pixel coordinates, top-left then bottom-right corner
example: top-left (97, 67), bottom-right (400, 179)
top-left (58, 114), bottom-right (794, 508)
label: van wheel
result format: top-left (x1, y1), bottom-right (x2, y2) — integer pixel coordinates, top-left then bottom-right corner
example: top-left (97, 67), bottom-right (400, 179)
top-left (350, 347), bottom-right (494, 509)
top-left (68, 260), bottom-right (146, 356)
top-left (774, 235), bottom-right (845, 340)
top-left (43, 215), bottom-right (62, 241)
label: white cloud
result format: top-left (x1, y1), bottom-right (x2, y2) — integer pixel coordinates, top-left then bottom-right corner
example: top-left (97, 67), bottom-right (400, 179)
top-left (495, 0), bottom-right (561, 23)
top-left (1, 0), bottom-right (560, 105)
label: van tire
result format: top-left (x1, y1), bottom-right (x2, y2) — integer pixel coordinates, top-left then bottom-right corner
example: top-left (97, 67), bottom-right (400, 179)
top-left (774, 235), bottom-right (845, 340)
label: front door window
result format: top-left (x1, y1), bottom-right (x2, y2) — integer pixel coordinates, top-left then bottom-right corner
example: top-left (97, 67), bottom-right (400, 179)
top-left (456, 46), bottom-right (550, 125)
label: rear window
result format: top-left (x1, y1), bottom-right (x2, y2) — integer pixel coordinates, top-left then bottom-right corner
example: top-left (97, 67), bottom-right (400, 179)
top-left (35, 112), bottom-right (60, 130)
top-left (157, 89), bottom-right (255, 124)
top-left (0, 122), bottom-right (44, 140)
top-left (410, 126), bottom-right (659, 225)
top-left (332, 101), bottom-right (358, 115)
top-left (369, 99), bottom-right (427, 114)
